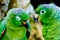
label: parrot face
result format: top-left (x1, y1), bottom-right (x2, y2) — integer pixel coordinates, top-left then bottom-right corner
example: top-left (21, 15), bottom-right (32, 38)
top-left (36, 4), bottom-right (54, 24)
top-left (7, 8), bottom-right (29, 26)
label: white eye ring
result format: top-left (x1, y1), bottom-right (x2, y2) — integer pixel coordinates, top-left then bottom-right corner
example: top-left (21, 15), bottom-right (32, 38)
top-left (40, 10), bottom-right (46, 14)
top-left (16, 16), bottom-right (21, 21)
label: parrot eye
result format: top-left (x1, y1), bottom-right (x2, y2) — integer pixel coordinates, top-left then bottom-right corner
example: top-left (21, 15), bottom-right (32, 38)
top-left (40, 10), bottom-right (46, 14)
top-left (16, 16), bottom-right (21, 21)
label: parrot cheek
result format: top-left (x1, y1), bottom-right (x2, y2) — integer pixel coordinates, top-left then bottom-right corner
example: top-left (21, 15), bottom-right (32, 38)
top-left (39, 17), bottom-right (45, 25)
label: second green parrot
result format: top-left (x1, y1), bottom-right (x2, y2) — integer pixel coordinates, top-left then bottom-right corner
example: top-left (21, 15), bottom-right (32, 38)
top-left (36, 4), bottom-right (60, 40)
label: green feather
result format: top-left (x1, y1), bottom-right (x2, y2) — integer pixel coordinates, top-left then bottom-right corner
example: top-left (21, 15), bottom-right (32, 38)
top-left (36, 3), bottom-right (60, 40)
top-left (0, 8), bottom-right (30, 40)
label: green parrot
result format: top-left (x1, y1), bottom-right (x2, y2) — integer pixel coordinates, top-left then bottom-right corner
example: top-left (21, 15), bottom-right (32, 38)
top-left (35, 3), bottom-right (60, 40)
top-left (0, 8), bottom-right (31, 40)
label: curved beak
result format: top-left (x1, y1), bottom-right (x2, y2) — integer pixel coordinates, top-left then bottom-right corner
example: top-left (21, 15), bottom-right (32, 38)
top-left (34, 14), bottom-right (39, 22)
top-left (22, 21), bottom-right (28, 26)
top-left (22, 20), bottom-right (30, 29)
top-left (22, 20), bottom-right (31, 38)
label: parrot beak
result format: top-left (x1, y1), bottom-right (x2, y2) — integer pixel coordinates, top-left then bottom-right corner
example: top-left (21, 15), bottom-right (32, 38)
top-left (22, 21), bottom-right (27, 25)
top-left (22, 20), bottom-right (29, 29)
top-left (33, 14), bottom-right (39, 22)
top-left (35, 14), bottom-right (39, 18)
top-left (22, 20), bottom-right (30, 38)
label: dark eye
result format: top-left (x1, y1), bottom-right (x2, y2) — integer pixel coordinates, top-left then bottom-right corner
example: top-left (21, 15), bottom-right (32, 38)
top-left (40, 10), bottom-right (46, 14)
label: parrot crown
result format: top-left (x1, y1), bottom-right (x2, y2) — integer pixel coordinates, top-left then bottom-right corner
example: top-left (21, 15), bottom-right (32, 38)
top-left (7, 8), bottom-right (29, 21)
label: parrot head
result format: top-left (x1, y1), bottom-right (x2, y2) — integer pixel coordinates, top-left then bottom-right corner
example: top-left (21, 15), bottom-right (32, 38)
top-left (7, 8), bottom-right (29, 26)
top-left (35, 4), bottom-right (55, 24)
